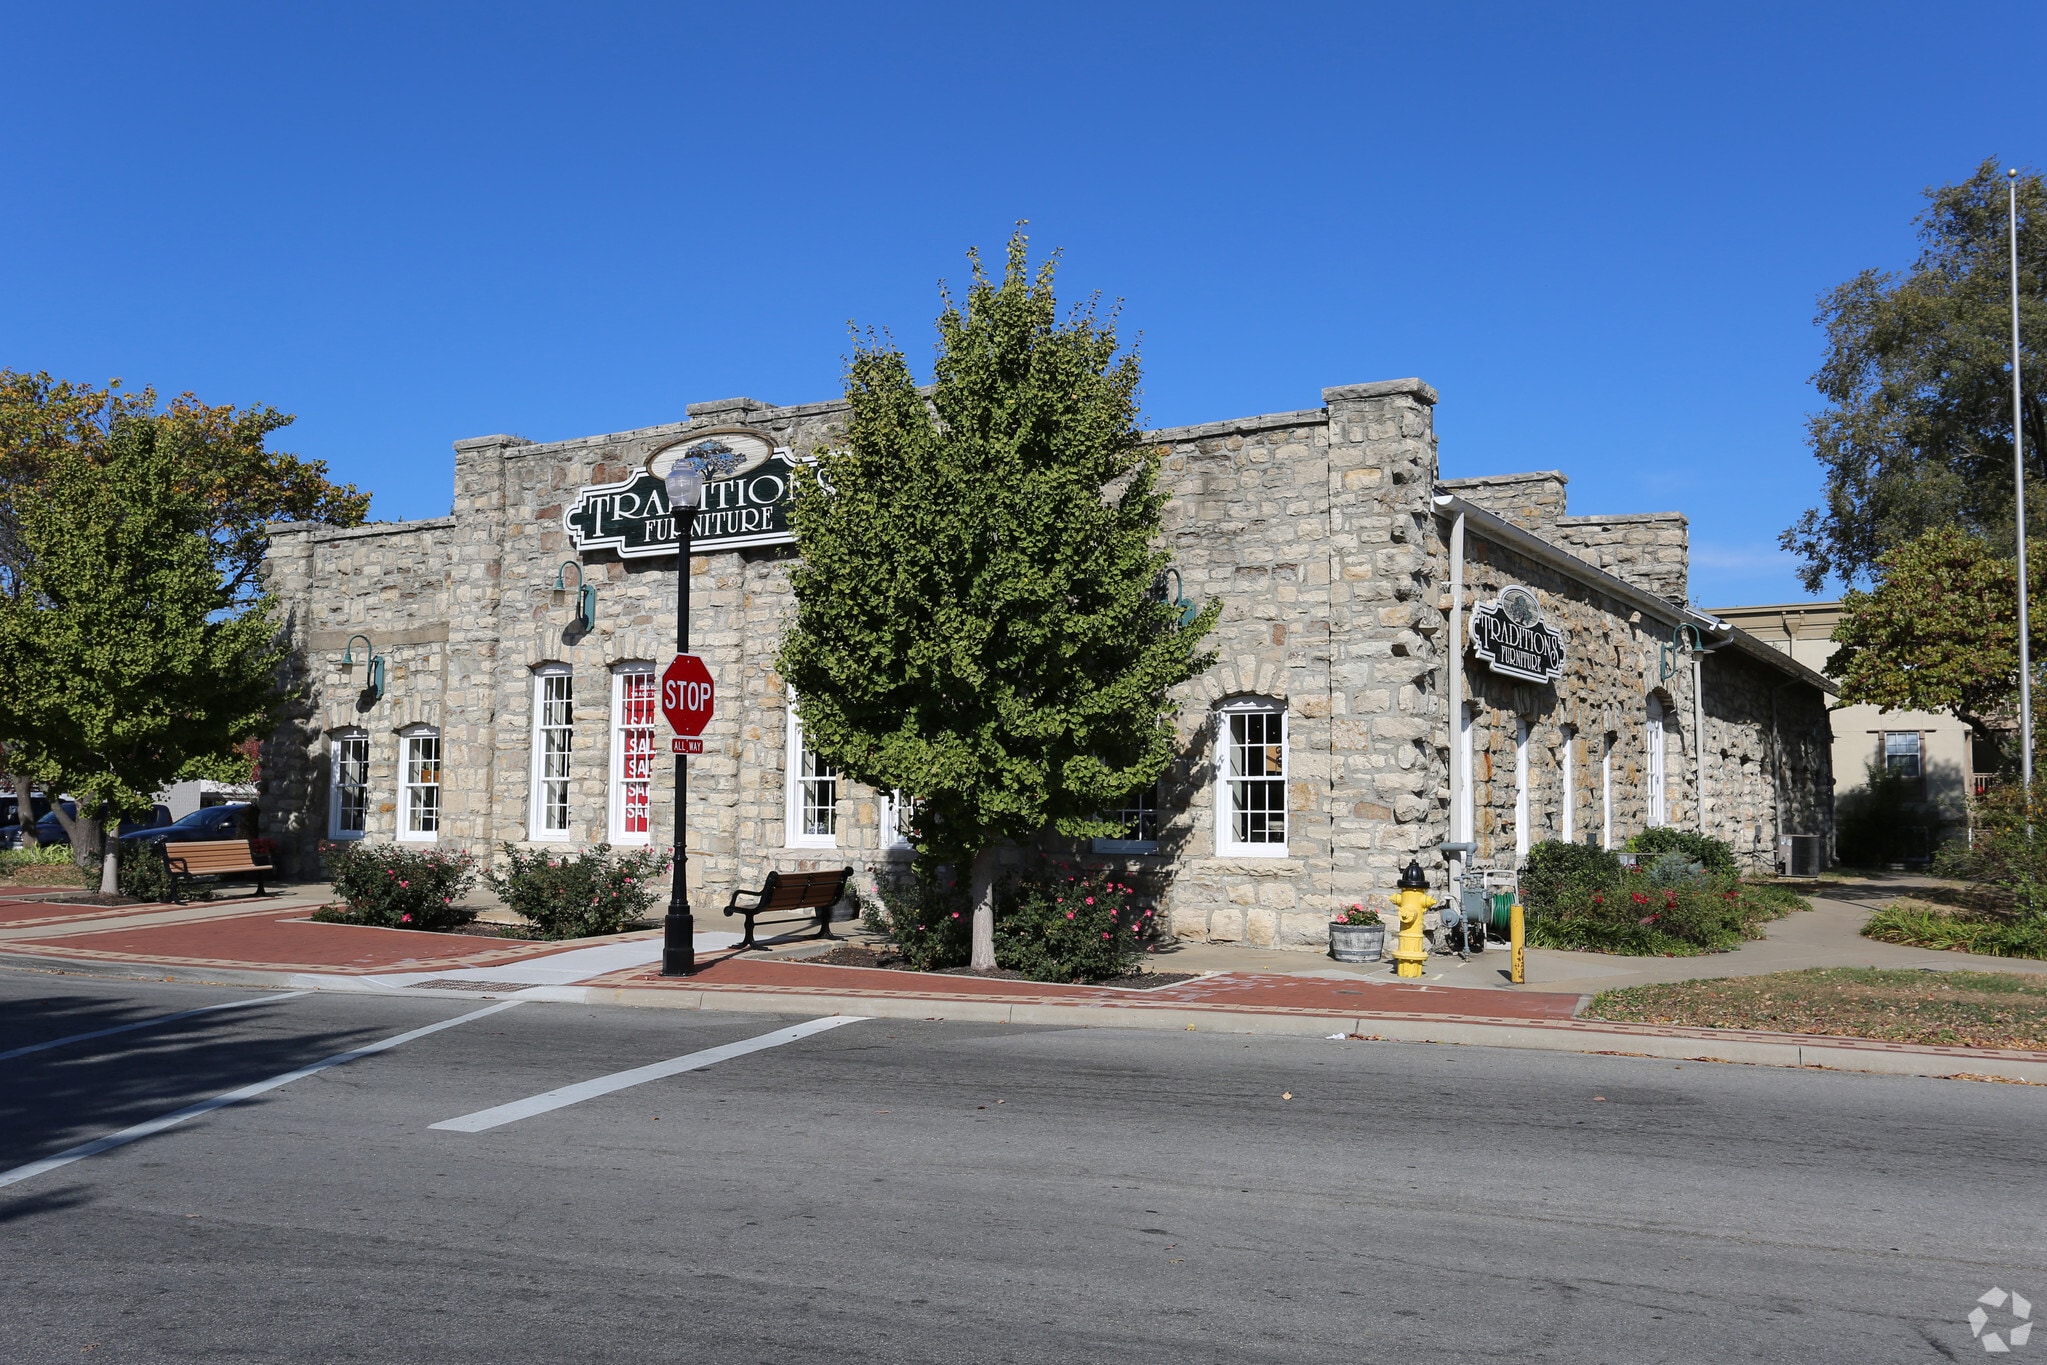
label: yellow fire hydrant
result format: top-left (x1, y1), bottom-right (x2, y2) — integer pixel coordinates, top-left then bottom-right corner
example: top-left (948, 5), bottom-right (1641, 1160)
top-left (1391, 859), bottom-right (1434, 979)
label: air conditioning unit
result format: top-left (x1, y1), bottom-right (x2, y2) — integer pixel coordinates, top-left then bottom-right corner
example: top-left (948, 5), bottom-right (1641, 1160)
top-left (1779, 834), bottom-right (1824, 878)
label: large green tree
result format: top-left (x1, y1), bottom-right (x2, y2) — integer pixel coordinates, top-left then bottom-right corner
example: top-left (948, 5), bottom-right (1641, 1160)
top-left (1828, 525), bottom-right (2046, 762)
top-left (1785, 160), bottom-right (2047, 592)
top-left (0, 418), bottom-right (294, 891)
top-left (777, 233), bottom-right (1218, 969)
top-left (0, 372), bottom-right (366, 854)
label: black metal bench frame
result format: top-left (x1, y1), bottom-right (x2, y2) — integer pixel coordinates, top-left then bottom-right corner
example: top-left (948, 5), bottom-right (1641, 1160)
top-left (721, 867), bottom-right (855, 951)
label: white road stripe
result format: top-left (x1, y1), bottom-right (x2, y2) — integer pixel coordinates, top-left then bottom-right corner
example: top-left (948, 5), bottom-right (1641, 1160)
top-left (0, 1000), bottom-right (522, 1191)
top-left (0, 991), bottom-right (313, 1064)
top-left (430, 1014), bottom-right (866, 1133)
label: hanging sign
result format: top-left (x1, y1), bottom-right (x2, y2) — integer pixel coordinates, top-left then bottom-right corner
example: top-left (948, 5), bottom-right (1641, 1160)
top-left (1470, 585), bottom-right (1567, 683)
top-left (562, 427), bottom-right (798, 557)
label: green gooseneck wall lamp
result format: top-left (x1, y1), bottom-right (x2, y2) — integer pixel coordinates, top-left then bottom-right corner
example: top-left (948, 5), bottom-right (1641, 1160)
top-left (342, 634), bottom-right (385, 702)
top-left (553, 561), bottom-right (597, 633)
top-left (1150, 568), bottom-right (1201, 629)
top-left (1659, 622), bottom-right (1704, 682)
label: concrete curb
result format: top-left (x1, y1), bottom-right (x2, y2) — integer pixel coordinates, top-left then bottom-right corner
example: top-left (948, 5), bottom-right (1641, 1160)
top-left (8, 948), bottom-right (2047, 1085)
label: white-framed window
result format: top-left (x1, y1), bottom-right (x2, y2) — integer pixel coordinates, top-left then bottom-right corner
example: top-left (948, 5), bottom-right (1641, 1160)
top-left (1884, 731), bottom-right (1923, 780)
top-left (609, 665), bottom-right (657, 845)
top-left (785, 696), bottom-right (838, 848)
top-left (1560, 724), bottom-right (1576, 845)
top-left (1602, 733), bottom-right (1615, 850)
top-left (1217, 699), bottom-right (1288, 857)
top-left (398, 727), bottom-right (441, 842)
top-left (881, 790), bottom-right (917, 852)
top-left (1456, 702), bottom-right (1475, 844)
top-left (1646, 695), bottom-right (1669, 828)
top-left (328, 728), bottom-right (369, 840)
top-left (1094, 782), bottom-right (1162, 854)
top-left (530, 667), bottom-right (573, 841)
top-left (1513, 717), bottom-right (1531, 863)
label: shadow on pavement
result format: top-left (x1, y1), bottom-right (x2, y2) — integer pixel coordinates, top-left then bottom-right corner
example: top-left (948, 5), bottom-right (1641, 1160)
top-left (0, 991), bottom-right (395, 1174)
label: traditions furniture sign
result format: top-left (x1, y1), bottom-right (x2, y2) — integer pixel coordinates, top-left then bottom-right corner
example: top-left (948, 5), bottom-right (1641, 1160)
top-left (562, 428), bottom-right (798, 557)
top-left (1470, 585), bottom-right (1566, 683)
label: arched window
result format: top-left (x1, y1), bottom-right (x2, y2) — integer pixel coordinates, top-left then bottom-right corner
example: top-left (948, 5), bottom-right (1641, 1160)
top-left (1560, 724), bottom-right (1577, 845)
top-left (397, 726), bottom-right (441, 842)
top-left (1514, 717), bottom-right (1531, 862)
top-left (530, 665), bottom-right (574, 841)
top-left (1217, 698), bottom-right (1288, 857)
top-left (1646, 695), bottom-right (1670, 828)
top-left (328, 728), bottom-right (369, 841)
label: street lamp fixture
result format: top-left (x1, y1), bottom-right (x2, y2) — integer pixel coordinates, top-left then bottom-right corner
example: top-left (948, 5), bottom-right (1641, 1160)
top-left (341, 634), bottom-right (385, 703)
top-left (656, 448), bottom-right (718, 977)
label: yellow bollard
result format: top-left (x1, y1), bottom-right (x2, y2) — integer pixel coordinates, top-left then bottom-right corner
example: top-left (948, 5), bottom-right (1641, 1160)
top-left (1509, 902), bottom-right (1525, 984)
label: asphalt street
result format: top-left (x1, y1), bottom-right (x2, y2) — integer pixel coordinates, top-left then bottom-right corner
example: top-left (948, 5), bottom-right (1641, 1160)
top-left (1, 971), bottom-right (2042, 1363)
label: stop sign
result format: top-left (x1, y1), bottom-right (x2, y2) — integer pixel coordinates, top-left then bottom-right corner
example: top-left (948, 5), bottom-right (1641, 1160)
top-left (661, 654), bottom-right (715, 736)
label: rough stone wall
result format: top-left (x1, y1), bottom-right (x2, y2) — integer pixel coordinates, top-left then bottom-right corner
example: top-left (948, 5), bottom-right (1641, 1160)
top-left (1440, 472), bottom-right (1567, 531)
top-left (1549, 513), bottom-right (1689, 604)
top-left (1456, 531), bottom-right (1695, 864)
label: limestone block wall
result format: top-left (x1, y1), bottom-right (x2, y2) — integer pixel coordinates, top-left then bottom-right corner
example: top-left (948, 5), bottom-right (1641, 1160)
top-left (1550, 514), bottom-right (1690, 604)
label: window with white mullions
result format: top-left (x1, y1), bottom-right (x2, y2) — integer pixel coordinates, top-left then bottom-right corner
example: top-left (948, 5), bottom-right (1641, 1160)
top-left (530, 668), bottom-right (573, 840)
top-left (610, 667), bottom-right (656, 845)
top-left (1094, 783), bottom-right (1161, 853)
top-left (399, 728), bottom-right (441, 841)
top-left (1218, 701), bottom-right (1288, 857)
top-left (882, 790), bottom-right (918, 851)
top-left (785, 695), bottom-right (838, 848)
top-left (1884, 731), bottom-right (1922, 780)
top-left (329, 730), bottom-right (368, 840)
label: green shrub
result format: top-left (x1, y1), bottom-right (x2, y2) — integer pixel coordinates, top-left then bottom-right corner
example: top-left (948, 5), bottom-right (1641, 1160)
top-left (1520, 840), bottom-right (1623, 918)
top-left (316, 841), bottom-right (478, 930)
top-left (993, 866), bottom-right (1159, 983)
top-left (1527, 876), bottom-right (1805, 956)
top-left (1862, 901), bottom-right (2047, 958)
top-left (1644, 851), bottom-right (1707, 887)
top-left (115, 844), bottom-right (180, 903)
top-left (864, 870), bottom-right (972, 971)
top-left (488, 843), bottom-right (668, 940)
top-left (1936, 782), bottom-right (2047, 906)
top-left (1626, 827), bottom-right (1737, 880)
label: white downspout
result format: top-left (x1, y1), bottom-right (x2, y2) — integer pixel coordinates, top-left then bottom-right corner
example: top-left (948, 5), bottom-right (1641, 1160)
top-left (1447, 507), bottom-right (1466, 842)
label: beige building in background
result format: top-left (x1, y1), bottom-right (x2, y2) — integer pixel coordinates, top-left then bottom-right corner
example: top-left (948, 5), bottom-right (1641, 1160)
top-left (1708, 601), bottom-right (1975, 860)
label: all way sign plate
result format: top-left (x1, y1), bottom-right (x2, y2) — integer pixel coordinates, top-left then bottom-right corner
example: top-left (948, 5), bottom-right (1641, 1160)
top-left (671, 738), bottom-right (704, 754)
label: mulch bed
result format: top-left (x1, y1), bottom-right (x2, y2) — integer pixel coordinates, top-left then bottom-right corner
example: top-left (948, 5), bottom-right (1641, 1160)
top-left (806, 941), bottom-right (1198, 990)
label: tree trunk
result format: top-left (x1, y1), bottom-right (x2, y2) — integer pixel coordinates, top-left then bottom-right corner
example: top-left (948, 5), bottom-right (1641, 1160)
top-left (100, 837), bottom-right (119, 896)
top-left (7, 773), bottom-right (38, 849)
top-left (46, 802), bottom-right (97, 874)
top-left (969, 847), bottom-right (1001, 971)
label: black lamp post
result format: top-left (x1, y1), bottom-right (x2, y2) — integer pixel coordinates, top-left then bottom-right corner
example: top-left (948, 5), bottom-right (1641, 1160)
top-left (659, 457), bottom-right (706, 977)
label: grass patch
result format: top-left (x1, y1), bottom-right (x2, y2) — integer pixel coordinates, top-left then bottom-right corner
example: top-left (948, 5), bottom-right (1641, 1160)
top-left (1862, 898), bottom-right (2047, 958)
top-left (0, 845), bottom-right (87, 887)
top-left (1587, 967), bottom-right (2047, 1050)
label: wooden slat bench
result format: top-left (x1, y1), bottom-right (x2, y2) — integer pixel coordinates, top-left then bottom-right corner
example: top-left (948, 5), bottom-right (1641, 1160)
top-left (721, 867), bottom-right (855, 951)
top-left (160, 838), bottom-right (273, 903)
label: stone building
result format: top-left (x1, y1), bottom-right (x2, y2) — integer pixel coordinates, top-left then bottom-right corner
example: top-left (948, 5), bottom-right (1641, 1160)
top-left (258, 377), bottom-right (1834, 951)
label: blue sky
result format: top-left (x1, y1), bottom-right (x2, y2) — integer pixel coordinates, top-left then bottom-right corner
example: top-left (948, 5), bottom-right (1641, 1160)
top-left (3, 2), bottom-right (2041, 606)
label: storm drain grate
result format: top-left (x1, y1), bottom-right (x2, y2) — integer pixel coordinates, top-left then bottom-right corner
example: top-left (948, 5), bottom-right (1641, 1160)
top-left (407, 979), bottom-right (532, 993)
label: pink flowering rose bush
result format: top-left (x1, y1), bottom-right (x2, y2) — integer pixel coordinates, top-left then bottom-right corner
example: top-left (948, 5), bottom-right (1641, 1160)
top-left (994, 865), bottom-right (1160, 983)
top-left (861, 869), bottom-right (972, 971)
top-left (489, 842), bottom-right (670, 940)
top-left (313, 841), bottom-right (478, 931)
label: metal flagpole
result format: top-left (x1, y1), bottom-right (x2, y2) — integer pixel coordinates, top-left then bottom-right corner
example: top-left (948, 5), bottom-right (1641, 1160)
top-left (2012, 168), bottom-right (2035, 801)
